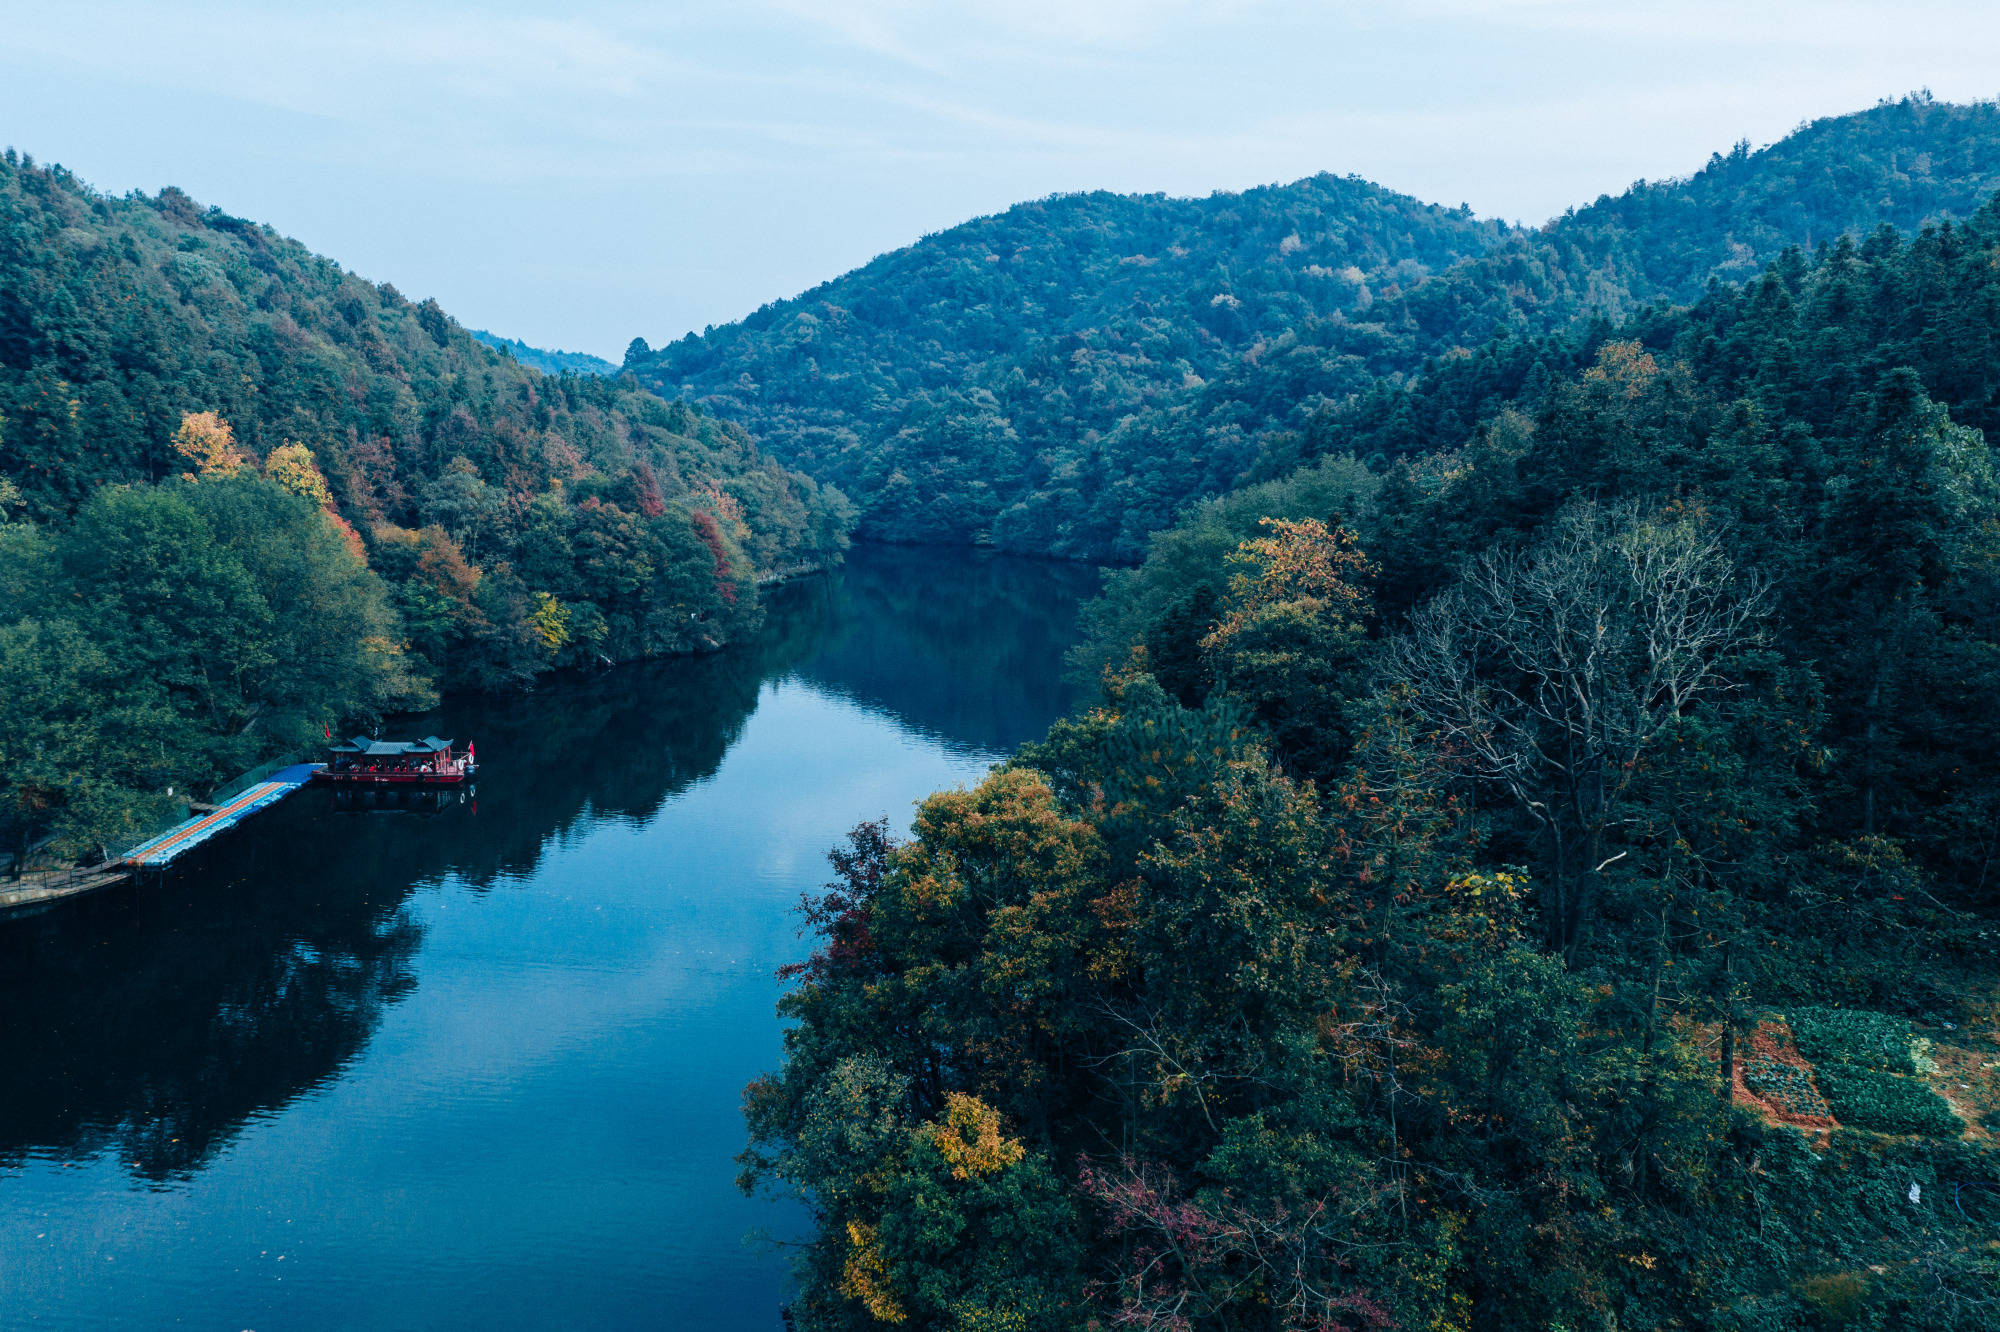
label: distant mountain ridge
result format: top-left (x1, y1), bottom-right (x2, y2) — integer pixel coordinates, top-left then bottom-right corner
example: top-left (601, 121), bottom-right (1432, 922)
top-left (468, 329), bottom-right (618, 377)
top-left (627, 94), bottom-right (2000, 559)
top-left (627, 174), bottom-right (1508, 550)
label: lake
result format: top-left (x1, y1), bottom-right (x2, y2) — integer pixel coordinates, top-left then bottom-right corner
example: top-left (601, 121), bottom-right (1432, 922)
top-left (0, 547), bottom-right (1098, 1330)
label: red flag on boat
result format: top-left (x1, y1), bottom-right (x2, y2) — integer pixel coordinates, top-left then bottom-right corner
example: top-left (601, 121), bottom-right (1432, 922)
top-left (467, 741), bottom-right (475, 764)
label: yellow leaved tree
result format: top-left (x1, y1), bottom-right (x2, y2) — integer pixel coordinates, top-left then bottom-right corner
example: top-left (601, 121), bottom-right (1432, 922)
top-left (1196, 516), bottom-right (1375, 778)
top-left (923, 1093), bottom-right (1026, 1182)
top-left (265, 441), bottom-right (333, 506)
top-left (171, 410), bottom-right (251, 478)
top-left (1201, 516), bottom-right (1370, 658)
top-left (529, 592), bottom-right (572, 656)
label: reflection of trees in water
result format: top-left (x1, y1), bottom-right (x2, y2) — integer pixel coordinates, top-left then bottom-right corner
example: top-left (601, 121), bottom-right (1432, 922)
top-left (0, 617), bottom-right (818, 1183)
top-left (789, 546), bottom-right (1097, 756)
top-left (0, 551), bottom-right (1085, 1184)
top-left (0, 874), bottom-right (424, 1183)
top-left (407, 622), bottom-right (820, 891)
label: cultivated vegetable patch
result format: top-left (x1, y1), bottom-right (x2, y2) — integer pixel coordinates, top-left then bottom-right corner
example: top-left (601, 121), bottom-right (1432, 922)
top-left (1786, 1007), bottom-right (1927, 1075)
top-left (1813, 1063), bottom-right (1963, 1137)
top-left (1742, 1056), bottom-right (1832, 1120)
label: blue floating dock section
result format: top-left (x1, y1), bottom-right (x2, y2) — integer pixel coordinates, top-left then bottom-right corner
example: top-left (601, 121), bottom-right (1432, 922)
top-left (122, 764), bottom-right (323, 869)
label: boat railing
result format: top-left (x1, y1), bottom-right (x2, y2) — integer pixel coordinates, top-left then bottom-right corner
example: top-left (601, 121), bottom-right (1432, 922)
top-left (331, 755), bottom-right (466, 776)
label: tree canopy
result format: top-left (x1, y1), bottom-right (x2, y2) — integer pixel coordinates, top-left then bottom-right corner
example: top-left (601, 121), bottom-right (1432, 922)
top-left (0, 150), bottom-right (856, 863)
top-left (748, 191), bottom-right (2000, 1329)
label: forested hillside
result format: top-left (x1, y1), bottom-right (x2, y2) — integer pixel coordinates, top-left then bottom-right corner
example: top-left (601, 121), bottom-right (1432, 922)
top-left (744, 200), bottom-right (2000, 1325)
top-left (0, 151), bottom-right (851, 864)
top-left (636, 95), bottom-right (2000, 559)
top-left (626, 174), bottom-right (1507, 546)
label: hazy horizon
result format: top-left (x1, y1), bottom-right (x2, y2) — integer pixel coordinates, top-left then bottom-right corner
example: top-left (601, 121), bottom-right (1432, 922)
top-left (5, 2), bottom-right (1997, 359)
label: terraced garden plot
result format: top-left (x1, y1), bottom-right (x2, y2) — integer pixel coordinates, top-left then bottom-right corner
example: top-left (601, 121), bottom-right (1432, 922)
top-left (1742, 1056), bottom-right (1831, 1119)
top-left (1813, 1063), bottom-right (1964, 1137)
top-left (1926, 1039), bottom-right (1999, 1140)
top-left (1786, 1007), bottom-right (1928, 1074)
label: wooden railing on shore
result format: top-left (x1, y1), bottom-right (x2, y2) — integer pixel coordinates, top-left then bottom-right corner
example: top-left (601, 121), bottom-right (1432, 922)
top-left (0, 862), bottom-right (133, 914)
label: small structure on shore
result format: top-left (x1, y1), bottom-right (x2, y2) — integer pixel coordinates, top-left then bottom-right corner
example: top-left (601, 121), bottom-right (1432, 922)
top-left (314, 736), bottom-right (477, 787)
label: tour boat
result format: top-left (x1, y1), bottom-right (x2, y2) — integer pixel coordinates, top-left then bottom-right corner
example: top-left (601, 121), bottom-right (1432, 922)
top-left (313, 735), bottom-right (478, 786)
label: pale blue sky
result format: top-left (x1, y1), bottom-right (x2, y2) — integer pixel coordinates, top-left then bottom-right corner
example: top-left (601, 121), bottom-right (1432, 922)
top-left (3, 2), bottom-right (1996, 358)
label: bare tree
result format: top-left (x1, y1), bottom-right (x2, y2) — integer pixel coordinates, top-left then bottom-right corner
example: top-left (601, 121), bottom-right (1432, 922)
top-left (1383, 501), bottom-right (1767, 953)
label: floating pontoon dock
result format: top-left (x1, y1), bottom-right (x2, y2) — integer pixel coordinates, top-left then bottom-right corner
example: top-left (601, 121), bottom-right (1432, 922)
top-left (0, 763), bottom-right (322, 915)
top-left (120, 763), bottom-right (323, 868)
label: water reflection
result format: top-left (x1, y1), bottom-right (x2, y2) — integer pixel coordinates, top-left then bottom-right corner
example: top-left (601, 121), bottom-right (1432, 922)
top-left (791, 547), bottom-right (1099, 755)
top-left (0, 546), bottom-right (1088, 1198)
top-left (0, 611), bottom-right (813, 1186)
top-left (0, 880), bottom-right (423, 1185)
top-left (326, 786), bottom-right (473, 815)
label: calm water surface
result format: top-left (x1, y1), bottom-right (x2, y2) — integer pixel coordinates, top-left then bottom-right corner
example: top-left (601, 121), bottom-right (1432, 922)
top-left (0, 548), bottom-right (1096, 1330)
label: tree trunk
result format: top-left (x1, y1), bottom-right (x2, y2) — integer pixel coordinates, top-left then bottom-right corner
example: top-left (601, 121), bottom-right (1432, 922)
top-left (1717, 940), bottom-right (1737, 1102)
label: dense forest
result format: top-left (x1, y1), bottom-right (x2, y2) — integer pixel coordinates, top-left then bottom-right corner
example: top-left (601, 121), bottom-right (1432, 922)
top-left (626, 173), bottom-right (1504, 549)
top-left (633, 96), bottom-right (2000, 561)
top-left (0, 151), bottom-right (851, 864)
top-left (743, 184), bottom-right (2000, 1324)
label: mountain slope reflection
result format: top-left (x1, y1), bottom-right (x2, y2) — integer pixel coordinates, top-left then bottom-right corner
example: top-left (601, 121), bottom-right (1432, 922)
top-left (784, 547), bottom-right (1094, 756)
top-left (0, 547), bottom-right (1092, 1187)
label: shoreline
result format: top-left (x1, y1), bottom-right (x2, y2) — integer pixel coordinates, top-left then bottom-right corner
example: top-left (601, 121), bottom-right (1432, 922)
top-left (0, 864), bottom-right (133, 916)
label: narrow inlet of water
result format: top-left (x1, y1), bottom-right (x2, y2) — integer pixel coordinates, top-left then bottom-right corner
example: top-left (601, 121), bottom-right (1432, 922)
top-left (0, 547), bottom-right (1097, 1331)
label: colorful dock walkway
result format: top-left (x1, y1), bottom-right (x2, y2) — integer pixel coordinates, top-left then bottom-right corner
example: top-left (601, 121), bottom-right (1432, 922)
top-left (1, 763), bottom-right (324, 917)
top-left (120, 764), bottom-right (322, 869)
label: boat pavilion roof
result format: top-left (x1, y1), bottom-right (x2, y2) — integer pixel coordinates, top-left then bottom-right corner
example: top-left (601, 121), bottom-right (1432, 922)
top-left (327, 736), bottom-right (453, 756)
